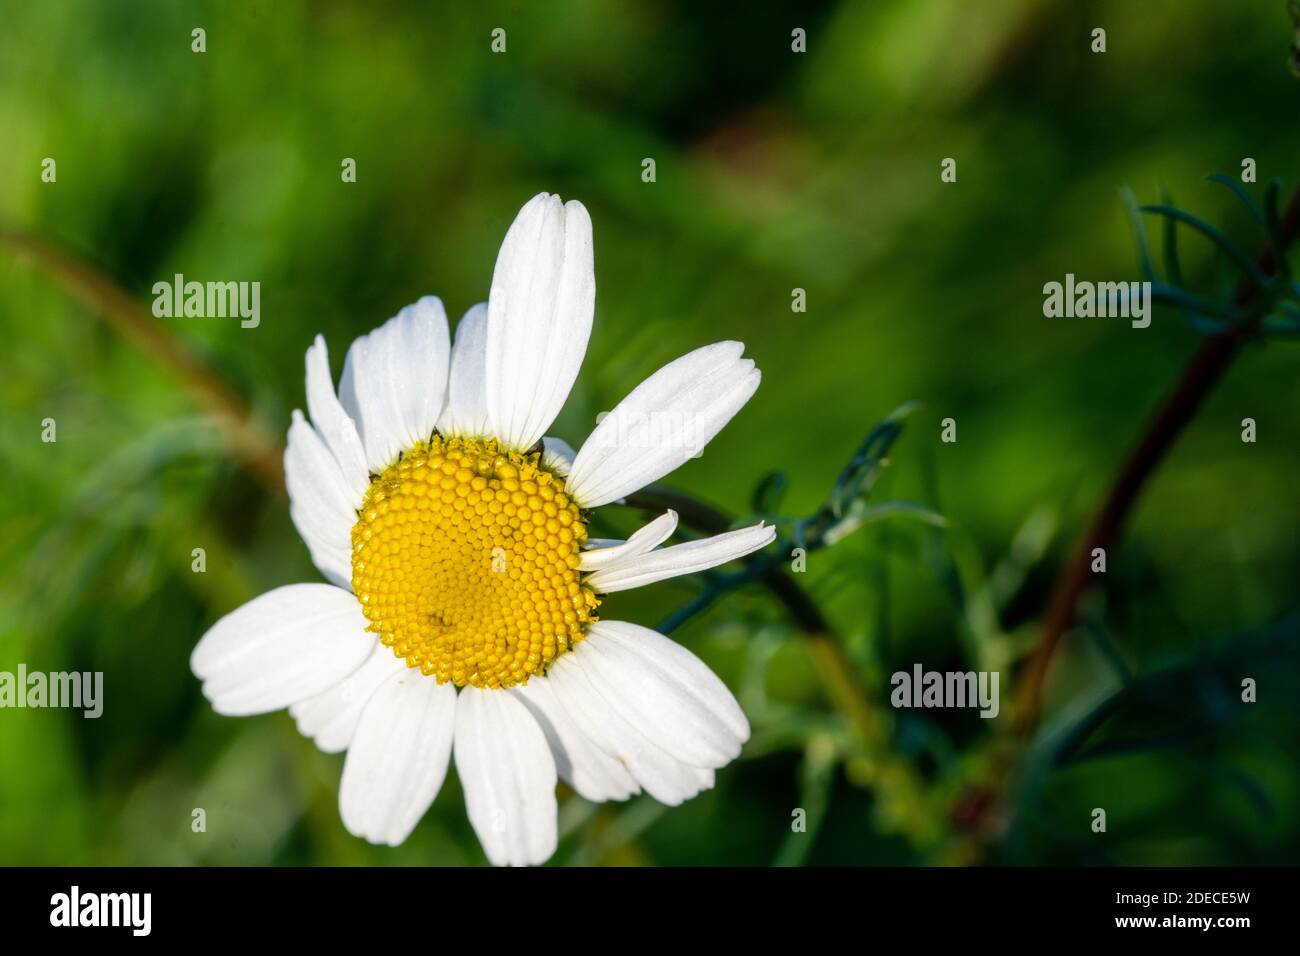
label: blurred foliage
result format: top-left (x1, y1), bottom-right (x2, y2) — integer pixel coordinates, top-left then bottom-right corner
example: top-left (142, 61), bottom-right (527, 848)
top-left (2, 0), bottom-right (1299, 866)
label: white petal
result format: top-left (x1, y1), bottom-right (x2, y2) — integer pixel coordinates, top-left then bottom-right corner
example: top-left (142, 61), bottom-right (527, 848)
top-left (511, 675), bottom-right (639, 803)
top-left (289, 642), bottom-right (408, 753)
top-left (285, 410), bottom-right (358, 589)
top-left (546, 649), bottom-right (715, 806)
top-left (339, 669), bottom-right (456, 846)
top-left (540, 436), bottom-right (576, 476)
top-left (565, 341), bottom-right (760, 508)
top-left (437, 303), bottom-right (489, 437)
top-left (191, 584), bottom-right (374, 717)
top-left (572, 621), bottom-right (749, 767)
top-left (454, 686), bottom-right (558, 866)
top-left (585, 522), bottom-right (775, 593)
top-left (484, 194), bottom-right (595, 451)
top-left (338, 297), bottom-right (451, 472)
top-left (578, 510), bottom-right (678, 573)
top-left (305, 335), bottom-right (369, 502)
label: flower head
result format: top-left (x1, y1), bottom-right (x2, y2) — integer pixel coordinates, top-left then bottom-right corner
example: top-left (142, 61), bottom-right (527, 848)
top-left (191, 193), bottom-right (773, 865)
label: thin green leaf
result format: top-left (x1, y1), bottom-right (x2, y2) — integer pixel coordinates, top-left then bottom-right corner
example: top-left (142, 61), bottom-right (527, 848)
top-left (823, 499), bottom-right (948, 547)
top-left (1141, 204), bottom-right (1267, 286)
top-left (1147, 282), bottom-right (1233, 320)
top-left (828, 401), bottom-right (920, 515)
top-left (1121, 187), bottom-right (1156, 281)
top-left (772, 735), bottom-right (837, 866)
top-left (1206, 172), bottom-right (1267, 227)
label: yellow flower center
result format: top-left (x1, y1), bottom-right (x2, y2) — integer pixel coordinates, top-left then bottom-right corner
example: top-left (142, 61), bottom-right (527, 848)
top-left (351, 436), bottom-right (599, 689)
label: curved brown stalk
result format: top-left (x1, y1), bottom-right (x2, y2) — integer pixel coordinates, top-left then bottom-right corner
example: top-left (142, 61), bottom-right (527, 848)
top-left (1013, 184), bottom-right (1300, 735)
top-left (0, 226), bottom-right (285, 493)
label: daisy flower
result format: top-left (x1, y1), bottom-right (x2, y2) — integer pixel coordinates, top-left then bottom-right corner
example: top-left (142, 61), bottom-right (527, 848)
top-left (191, 193), bottom-right (773, 866)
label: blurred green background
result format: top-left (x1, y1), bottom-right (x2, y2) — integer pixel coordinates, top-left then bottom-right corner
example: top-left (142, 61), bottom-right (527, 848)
top-left (2, 0), bottom-right (1299, 866)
